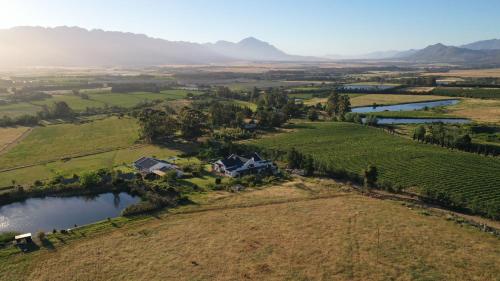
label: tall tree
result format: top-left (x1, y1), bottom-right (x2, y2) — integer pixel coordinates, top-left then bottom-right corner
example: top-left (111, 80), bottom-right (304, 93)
top-left (413, 125), bottom-right (426, 141)
top-left (338, 95), bottom-right (352, 117)
top-left (137, 109), bottom-right (177, 143)
top-left (326, 91), bottom-right (340, 117)
top-left (178, 107), bottom-right (205, 140)
top-left (363, 165), bottom-right (378, 188)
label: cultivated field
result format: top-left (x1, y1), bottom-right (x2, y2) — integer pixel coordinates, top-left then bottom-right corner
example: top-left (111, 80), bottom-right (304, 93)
top-left (304, 94), bottom-right (453, 107)
top-left (1, 179), bottom-right (499, 281)
top-left (250, 122), bottom-right (500, 213)
top-left (0, 89), bottom-right (198, 117)
top-left (31, 94), bottom-right (105, 111)
top-left (425, 68), bottom-right (500, 78)
top-left (0, 117), bottom-right (140, 170)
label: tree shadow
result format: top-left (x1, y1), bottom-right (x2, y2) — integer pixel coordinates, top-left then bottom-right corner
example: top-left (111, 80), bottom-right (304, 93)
top-left (41, 239), bottom-right (56, 251)
top-left (17, 242), bottom-right (40, 253)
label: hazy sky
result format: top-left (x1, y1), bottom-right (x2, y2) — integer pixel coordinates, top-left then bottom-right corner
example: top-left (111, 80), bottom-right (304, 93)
top-left (1, 0), bottom-right (500, 56)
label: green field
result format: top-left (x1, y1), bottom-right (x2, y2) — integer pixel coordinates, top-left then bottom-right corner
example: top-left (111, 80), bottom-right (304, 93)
top-left (0, 102), bottom-right (42, 117)
top-left (0, 144), bottom-right (183, 187)
top-left (31, 94), bottom-right (105, 110)
top-left (0, 89), bottom-right (198, 117)
top-left (0, 117), bottom-right (140, 170)
top-left (87, 89), bottom-right (197, 108)
top-left (250, 122), bottom-right (500, 215)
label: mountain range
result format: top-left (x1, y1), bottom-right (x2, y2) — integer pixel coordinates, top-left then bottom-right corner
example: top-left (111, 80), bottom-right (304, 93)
top-left (401, 42), bottom-right (500, 64)
top-left (0, 26), bottom-right (316, 67)
top-left (345, 39), bottom-right (500, 64)
top-left (1, 26), bottom-right (500, 66)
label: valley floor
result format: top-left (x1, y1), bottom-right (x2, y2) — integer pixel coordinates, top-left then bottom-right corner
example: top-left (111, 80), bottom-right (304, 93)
top-left (2, 178), bottom-right (499, 281)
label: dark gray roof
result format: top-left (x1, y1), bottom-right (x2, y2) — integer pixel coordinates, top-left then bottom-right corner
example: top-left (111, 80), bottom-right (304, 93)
top-left (134, 157), bottom-right (162, 171)
top-left (220, 154), bottom-right (247, 169)
top-left (219, 153), bottom-right (264, 171)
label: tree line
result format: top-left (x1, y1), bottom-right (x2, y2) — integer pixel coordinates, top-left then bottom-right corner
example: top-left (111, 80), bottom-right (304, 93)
top-left (413, 124), bottom-right (499, 156)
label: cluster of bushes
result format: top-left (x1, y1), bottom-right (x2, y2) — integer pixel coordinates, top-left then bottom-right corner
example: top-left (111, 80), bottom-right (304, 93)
top-left (122, 179), bottom-right (183, 216)
top-left (286, 148), bottom-right (315, 176)
top-left (7, 91), bottom-right (51, 102)
top-left (208, 173), bottom-right (281, 191)
top-left (0, 114), bottom-right (40, 127)
top-left (0, 232), bottom-right (19, 247)
top-left (212, 127), bottom-right (253, 141)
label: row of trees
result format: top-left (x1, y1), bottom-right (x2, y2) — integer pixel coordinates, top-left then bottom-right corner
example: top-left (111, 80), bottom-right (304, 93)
top-left (413, 124), bottom-right (499, 156)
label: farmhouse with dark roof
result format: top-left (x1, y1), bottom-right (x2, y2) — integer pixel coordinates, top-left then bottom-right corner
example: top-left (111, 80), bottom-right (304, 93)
top-left (213, 152), bottom-right (277, 177)
top-left (133, 157), bottom-right (183, 178)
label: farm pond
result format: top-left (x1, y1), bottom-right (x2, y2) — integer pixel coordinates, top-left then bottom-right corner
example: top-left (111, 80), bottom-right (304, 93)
top-left (367, 118), bottom-right (471, 125)
top-left (352, 99), bottom-right (460, 113)
top-left (0, 192), bottom-right (140, 234)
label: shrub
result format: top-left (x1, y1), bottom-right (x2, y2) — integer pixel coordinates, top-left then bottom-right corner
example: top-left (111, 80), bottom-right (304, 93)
top-left (162, 170), bottom-right (178, 184)
top-left (0, 232), bottom-right (19, 247)
top-left (80, 171), bottom-right (101, 188)
top-left (122, 201), bottom-right (161, 216)
top-left (37, 231), bottom-right (46, 241)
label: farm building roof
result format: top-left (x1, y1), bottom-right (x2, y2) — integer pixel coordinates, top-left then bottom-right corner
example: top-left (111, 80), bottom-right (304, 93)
top-left (134, 157), bottom-right (166, 171)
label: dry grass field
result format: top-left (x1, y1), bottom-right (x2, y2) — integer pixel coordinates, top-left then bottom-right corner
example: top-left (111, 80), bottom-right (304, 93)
top-left (446, 98), bottom-right (500, 123)
top-left (2, 179), bottom-right (499, 281)
top-left (425, 68), bottom-right (500, 78)
top-left (304, 94), bottom-right (452, 107)
top-left (0, 127), bottom-right (30, 153)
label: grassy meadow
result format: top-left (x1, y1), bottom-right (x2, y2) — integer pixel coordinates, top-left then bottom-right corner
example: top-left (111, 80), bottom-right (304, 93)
top-left (0, 144), bottom-right (186, 187)
top-left (0, 102), bottom-right (42, 118)
top-left (0, 117), bottom-right (140, 170)
top-left (445, 98), bottom-right (500, 124)
top-left (1, 179), bottom-right (499, 281)
top-left (250, 122), bottom-right (500, 208)
top-left (0, 89), bottom-right (198, 117)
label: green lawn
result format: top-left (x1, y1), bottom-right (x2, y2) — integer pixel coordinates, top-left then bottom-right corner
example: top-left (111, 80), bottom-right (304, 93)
top-left (250, 122), bottom-right (500, 213)
top-left (0, 102), bottom-right (42, 117)
top-left (0, 117), bottom-right (140, 170)
top-left (88, 90), bottom-right (198, 108)
top-left (31, 95), bottom-right (105, 111)
top-left (0, 144), bottom-right (182, 187)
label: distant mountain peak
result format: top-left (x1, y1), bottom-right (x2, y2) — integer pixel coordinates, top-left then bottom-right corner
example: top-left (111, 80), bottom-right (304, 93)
top-left (0, 26), bottom-right (321, 67)
top-left (239, 36), bottom-right (260, 43)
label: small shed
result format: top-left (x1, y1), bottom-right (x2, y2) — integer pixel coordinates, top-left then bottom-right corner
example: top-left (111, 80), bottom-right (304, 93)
top-left (15, 233), bottom-right (32, 244)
